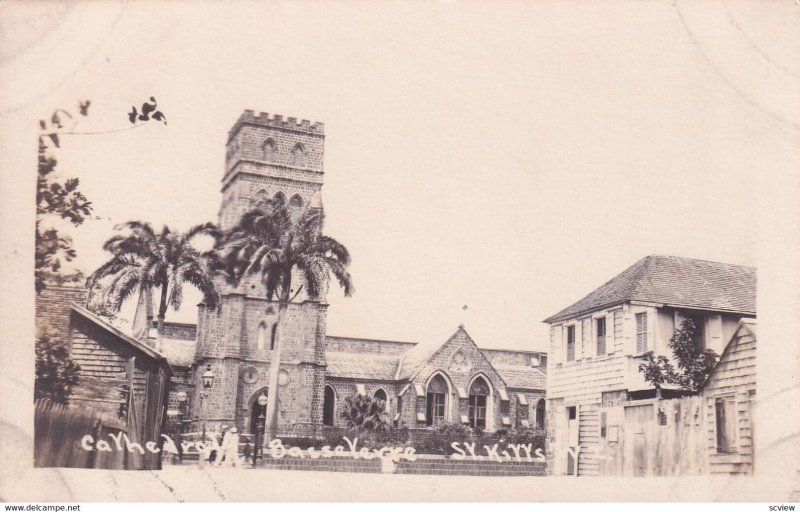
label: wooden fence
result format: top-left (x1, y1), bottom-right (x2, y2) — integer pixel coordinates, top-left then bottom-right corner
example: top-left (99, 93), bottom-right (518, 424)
top-left (597, 395), bottom-right (708, 477)
top-left (34, 398), bottom-right (133, 469)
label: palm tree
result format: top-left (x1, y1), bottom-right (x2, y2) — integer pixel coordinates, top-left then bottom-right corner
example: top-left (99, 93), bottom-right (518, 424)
top-left (340, 394), bottom-right (390, 433)
top-left (87, 221), bottom-right (221, 346)
top-left (220, 199), bottom-right (353, 441)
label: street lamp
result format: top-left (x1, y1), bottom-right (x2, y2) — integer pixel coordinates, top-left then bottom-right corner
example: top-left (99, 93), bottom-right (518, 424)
top-left (254, 391), bottom-right (268, 468)
top-left (199, 365), bottom-right (214, 468)
top-left (176, 391), bottom-right (188, 464)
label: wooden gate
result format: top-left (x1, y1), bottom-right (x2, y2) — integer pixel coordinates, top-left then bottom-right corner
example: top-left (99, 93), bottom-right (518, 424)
top-left (598, 396), bottom-right (707, 476)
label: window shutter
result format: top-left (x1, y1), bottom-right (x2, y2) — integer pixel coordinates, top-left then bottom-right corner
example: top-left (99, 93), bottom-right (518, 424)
top-left (623, 308), bottom-right (635, 355)
top-left (708, 314), bottom-right (723, 354)
top-left (605, 313), bottom-right (615, 354)
top-left (553, 326), bottom-right (563, 363)
top-left (574, 321), bottom-right (583, 360)
top-left (646, 308), bottom-right (655, 353)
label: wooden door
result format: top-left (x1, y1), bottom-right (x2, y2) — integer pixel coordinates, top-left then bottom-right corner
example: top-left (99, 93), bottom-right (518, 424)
top-left (624, 404), bottom-right (653, 476)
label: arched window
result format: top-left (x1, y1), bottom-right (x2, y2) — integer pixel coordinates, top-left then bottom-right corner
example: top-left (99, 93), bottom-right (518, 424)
top-left (289, 194), bottom-right (304, 223)
top-left (291, 143), bottom-right (305, 167)
top-left (426, 374), bottom-right (449, 426)
top-left (253, 189), bottom-right (269, 208)
top-left (323, 385), bottom-right (336, 426)
top-left (273, 191), bottom-right (287, 206)
top-left (270, 324), bottom-right (277, 351)
top-left (262, 138), bottom-right (276, 163)
top-left (373, 388), bottom-right (388, 407)
top-left (536, 398), bottom-right (546, 430)
top-left (468, 377), bottom-right (490, 429)
top-left (256, 322), bottom-right (268, 351)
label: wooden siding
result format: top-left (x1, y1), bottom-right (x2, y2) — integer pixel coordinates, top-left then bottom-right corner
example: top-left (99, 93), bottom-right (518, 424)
top-left (703, 325), bottom-right (756, 475)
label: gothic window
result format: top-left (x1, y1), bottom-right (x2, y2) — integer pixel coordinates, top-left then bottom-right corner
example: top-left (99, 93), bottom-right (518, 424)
top-left (323, 385), bottom-right (336, 426)
top-left (425, 374), bottom-right (449, 426)
top-left (273, 191), bottom-right (287, 207)
top-left (373, 388), bottom-right (388, 404)
top-left (535, 398), bottom-right (546, 430)
top-left (253, 189), bottom-right (269, 208)
top-left (289, 194), bottom-right (304, 223)
top-left (291, 144), bottom-right (305, 167)
top-left (270, 324), bottom-right (277, 351)
top-left (262, 139), bottom-right (276, 163)
top-left (468, 377), bottom-right (489, 429)
top-left (256, 322), bottom-right (268, 351)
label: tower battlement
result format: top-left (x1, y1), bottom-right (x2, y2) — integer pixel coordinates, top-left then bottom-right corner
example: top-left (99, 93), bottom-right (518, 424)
top-left (228, 110), bottom-right (325, 141)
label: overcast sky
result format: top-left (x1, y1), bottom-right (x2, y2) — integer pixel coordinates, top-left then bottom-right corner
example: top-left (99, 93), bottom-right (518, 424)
top-left (4, 1), bottom-right (799, 353)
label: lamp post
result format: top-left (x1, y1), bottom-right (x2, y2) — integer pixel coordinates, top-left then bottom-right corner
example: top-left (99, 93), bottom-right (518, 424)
top-left (199, 365), bottom-right (215, 468)
top-left (176, 391), bottom-right (188, 464)
top-left (253, 392), bottom-right (268, 468)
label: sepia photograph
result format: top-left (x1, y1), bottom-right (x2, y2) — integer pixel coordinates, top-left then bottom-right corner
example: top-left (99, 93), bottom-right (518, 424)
top-left (1, 0), bottom-right (799, 507)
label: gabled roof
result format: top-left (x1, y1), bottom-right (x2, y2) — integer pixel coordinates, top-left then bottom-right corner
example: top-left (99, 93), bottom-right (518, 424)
top-left (702, 318), bottom-right (757, 392)
top-left (69, 303), bottom-right (172, 373)
top-left (544, 255), bottom-right (756, 323)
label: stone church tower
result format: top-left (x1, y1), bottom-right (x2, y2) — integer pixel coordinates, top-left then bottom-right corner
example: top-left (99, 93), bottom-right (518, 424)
top-left (193, 111), bottom-right (329, 434)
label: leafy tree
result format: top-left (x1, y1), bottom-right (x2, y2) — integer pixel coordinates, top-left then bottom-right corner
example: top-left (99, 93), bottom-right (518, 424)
top-left (87, 221), bottom-right (221, 337)
top-left (219, 198), bottom-right (354, 441)
top-left (638, 318), bottom-right (719, 394)
top-left (339, 394), bottom-right (390, 433)
top-left (35, 103), bottom-right (93, 294)
top-left (35, 330), bottom-right (81, 403)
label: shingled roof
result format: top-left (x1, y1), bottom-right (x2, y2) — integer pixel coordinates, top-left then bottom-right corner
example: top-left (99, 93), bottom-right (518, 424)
top-left (492, 364), bottom-right (546, 390)
top-left (325, 351), bottom-right (400, 381)
top-left (544, 255), bottom-right (756, 323)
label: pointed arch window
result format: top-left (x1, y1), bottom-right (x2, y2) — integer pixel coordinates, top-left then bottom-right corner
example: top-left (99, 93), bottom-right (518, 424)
top-left (262, 138), bottom-right (276, 163)
top-left (426, 374), bottom-right (449, 426)
top-left (468, 377), bottom-right (490, 429)
top-left (291, 144), bottom-right (305, 167)
top-left (253, 189), bottom-right (269, 208)
top-left (373, 388), bottom-right (388, 407)
top-left (273, 191), bottom-right (287, 207)
top-left (256, 322), bottom-right (268, 351)
top-left (323, 385), bottom-right (336, 426)
top-left (270, 324), bottom-right (277, 351)
top-left (289, 194), bottom-right (304, 223)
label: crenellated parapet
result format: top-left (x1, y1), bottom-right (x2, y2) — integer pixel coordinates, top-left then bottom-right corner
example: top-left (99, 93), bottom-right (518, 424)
top-left (227, 110), bottom-right (325, 142)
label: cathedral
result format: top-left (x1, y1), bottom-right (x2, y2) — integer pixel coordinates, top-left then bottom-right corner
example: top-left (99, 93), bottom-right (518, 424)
top-left (157, 111), bottom-right (547, 436)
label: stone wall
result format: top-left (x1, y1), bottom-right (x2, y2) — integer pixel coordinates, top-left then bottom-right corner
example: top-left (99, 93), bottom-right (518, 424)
top-left (35, 285), bottom-right (89, 342)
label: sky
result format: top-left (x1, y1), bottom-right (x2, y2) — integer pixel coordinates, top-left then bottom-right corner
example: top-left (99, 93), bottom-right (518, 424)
top-left (3, 1), bottom-right (799, 353)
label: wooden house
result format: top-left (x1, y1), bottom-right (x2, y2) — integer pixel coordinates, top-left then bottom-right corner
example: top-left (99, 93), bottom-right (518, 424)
top-left (702, 318), bottom-right (756, 475)
top-left (543, 255), bottom-right (756, 476)
top-left (35, 286), bottom-right (172, 469)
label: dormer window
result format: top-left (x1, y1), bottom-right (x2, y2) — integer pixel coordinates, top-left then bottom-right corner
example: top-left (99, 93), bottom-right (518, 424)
top-left (291, 144), bottom-right (305, 167)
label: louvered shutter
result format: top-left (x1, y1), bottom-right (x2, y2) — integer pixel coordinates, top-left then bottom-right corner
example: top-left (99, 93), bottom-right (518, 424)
top-left (574, 321), bottom-right (583, 360)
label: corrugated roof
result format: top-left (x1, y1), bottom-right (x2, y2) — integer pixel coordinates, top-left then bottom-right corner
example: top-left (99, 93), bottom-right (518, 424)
top-left (492, 364), bottom-right (546, 390)
top-left (325, 352), bottom-right (400, 380)
top-left (544, 255), bottom-right (756, 323)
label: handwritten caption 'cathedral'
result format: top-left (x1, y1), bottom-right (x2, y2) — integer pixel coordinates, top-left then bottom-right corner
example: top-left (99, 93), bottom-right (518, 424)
top-left (80, 433), bottom-right (546, 463)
